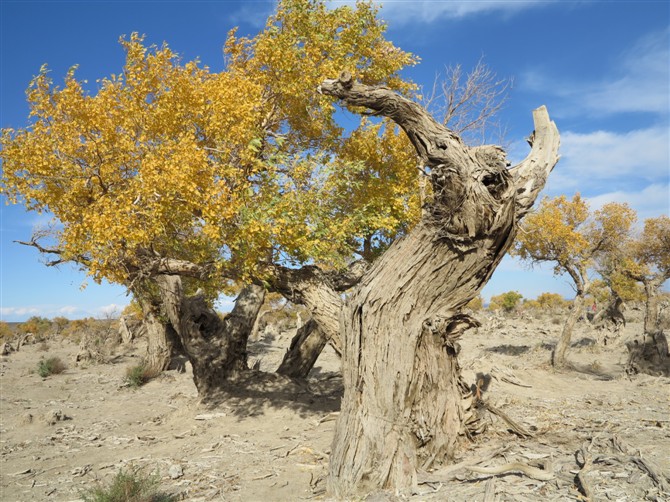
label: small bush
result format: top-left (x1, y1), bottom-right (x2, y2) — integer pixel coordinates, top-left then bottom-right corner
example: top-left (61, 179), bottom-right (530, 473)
top-left (81, 469), bottom-right (174, 502)
top-left (124, 362), bottom-right (160, 389)
top-left (37, 357), bottom-right (67, 377)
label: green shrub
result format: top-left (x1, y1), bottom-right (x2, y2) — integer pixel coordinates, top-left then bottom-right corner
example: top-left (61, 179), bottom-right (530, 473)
top-left (37, 357), bottom-right (67, 377)
top-left (124, 362), bottom-right (160, 389)
top-left (81, 469), bottom-right (174, 502)
top-left (489, 291), bottom-right (523, 313)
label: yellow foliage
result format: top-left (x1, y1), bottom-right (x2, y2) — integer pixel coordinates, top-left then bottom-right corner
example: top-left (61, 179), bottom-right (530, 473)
top-left (514, 194), bottom-right (636, 286)
top-left (628, 215), bottom-right (670, 279)
top-left (1, 1), bottom-right (419, 288)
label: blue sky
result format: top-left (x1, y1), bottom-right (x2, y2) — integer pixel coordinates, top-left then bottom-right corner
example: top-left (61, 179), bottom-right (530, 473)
top-left (1, 0), bottom-right (668, 322)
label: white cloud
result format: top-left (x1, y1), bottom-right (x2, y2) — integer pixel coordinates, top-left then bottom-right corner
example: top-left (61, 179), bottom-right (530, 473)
top-left (581, 30), bottom-right (669, 115)
top-left (97, 303), bottom-right (125, 319)
top-left (557, 126), bottom-right (669, 183)
top-left (586, 183), bottom-right (670, 222)
top-left (1, 306), bottom-right (40, 318)
top-left (57, 306), bottom-right (80, 316)
top-left (522, 29), bottom-right (669, 117)
top-left (330, 0), bottom-right (557, 24)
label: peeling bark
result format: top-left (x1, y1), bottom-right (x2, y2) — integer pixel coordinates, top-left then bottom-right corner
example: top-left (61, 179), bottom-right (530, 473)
top-left (553, 292), bottom-right (586, 368)
top-left (319, 72), bottom-right (559, 497)
top-left (276, 319), bottom-right (328, 378)
top-left (266, 264), bottom-right (357, 356)
top-left (158, 276), bottom-right (265, 396)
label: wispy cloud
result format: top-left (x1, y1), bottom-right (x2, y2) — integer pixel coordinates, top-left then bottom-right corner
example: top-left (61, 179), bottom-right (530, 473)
top-left (540, 124), bottom-right (669, 219)
top-left (1, 306), bottom-right (41, 319)
top-left (586, 183), bottom-right (670, 223)
top-left (97, 303), bottom-right (124, 318)
top-left (227, 1), bottom-right (275, 29)
top-left (522, 29), bottom-right (670, 117)
top-left (330, 0), bottom-right (557, 24)
top-left (551, 126), bottom-right (669, 188)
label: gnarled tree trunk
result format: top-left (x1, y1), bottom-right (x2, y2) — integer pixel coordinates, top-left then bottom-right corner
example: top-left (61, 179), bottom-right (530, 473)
top-left (158, 275), bottom-right (265, 396)
top-left (276, 319), bottom-right (328, 378)
top-left (643, 279), bottom-right (662, 335)
top-left (268, 261), bottom-right (369, 376)
top-left (319, 73), bottom-right (559, 497)
top-left (553, 291), bottom-right (586, 368)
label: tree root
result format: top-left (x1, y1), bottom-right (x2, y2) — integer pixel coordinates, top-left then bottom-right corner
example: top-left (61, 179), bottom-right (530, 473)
top-left (465, 461), bottom-right (555, 481)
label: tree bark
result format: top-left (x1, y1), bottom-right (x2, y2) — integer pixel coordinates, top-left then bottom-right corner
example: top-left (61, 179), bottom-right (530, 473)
top-left (553, 292), bottom-right (586, 368)
top-left (157, 276), bottom-right (265, 397)
top-left (276, 319), bottom-right (328, 378)
top-left (319, 73), bottom-right (559, 497)
top-left (138, 296), bottom-right (181, 373)
top-left (643, 279), bottom-right (662, 335)
top-left (266, 263), bottom-right (365, 357)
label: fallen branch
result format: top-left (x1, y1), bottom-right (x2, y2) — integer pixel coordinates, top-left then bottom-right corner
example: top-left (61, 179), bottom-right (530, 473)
top-left (465, 461), bottom-right (555, 481)
top-left (575, 446), bottom-right (594, 501)
top-left (482, 400), bottom-right (534, 438)
top-left (418, 445), bottom-right (510, 483)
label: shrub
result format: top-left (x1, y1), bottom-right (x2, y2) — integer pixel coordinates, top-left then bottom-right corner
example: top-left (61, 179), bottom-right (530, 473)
top-left (81, 468), bottom-right (174, 502)
top-left (124, 362), bottom-right (160, 389)
top-left (37, 357), bottom-right (67, 377)
top-left (489, 291), bottom-right (523, 313)
top-left (465, 296), bottom-right (484, 311)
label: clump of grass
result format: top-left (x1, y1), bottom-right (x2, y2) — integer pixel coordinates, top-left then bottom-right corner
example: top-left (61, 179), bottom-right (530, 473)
top-left (124, 362), bottom-right (160, 389)
top-left (37, 357), bottom-right (67, 378)
top-left (81, 469), bottom-right (174, 502)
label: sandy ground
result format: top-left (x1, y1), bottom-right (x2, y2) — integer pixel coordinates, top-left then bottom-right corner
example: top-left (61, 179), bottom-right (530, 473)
top-left (1, 312), bottom-right (668, 501)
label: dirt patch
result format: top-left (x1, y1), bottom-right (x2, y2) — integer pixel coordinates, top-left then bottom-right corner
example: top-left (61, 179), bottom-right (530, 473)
top-left (1, 317), bottom-right (668, 500)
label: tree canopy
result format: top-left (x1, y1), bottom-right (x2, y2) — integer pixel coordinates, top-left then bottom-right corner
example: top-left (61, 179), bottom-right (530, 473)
top-left (513, 193), bottom-right (636, 292)
top-left (1, 0), bottom-right (419, 292)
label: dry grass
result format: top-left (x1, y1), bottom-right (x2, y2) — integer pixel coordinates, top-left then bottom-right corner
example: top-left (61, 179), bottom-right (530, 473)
top-left (37, 356), bottom-right (67, 377)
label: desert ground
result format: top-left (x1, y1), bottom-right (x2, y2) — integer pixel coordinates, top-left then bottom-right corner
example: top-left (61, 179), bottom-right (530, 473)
top-left (1, 309), bottom-right (668, 501)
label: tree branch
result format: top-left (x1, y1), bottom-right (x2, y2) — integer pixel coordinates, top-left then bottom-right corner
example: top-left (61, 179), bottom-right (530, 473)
top-left (15, 239), bottom-right (89, 267)
top-left (508, 106), bottom-right (560, 219)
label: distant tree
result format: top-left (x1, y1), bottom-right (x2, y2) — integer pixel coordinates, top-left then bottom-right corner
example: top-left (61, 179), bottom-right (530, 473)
top-left (536, 292), bottom-right (569, 311)
top-left (18, 316), bottom-right (52, 338)
top-left (51, 316), bottom-right (70, 336)
top-left (513, 194), bottom-right (636, 367)
top-left (0, 321), bottom-right (13, 340)
top-left (489, 291), bottom-right (523, 313)
top-left (465, 295), bottom-right (484, 311)
top-left (622, 215), bottom-right (670, 335)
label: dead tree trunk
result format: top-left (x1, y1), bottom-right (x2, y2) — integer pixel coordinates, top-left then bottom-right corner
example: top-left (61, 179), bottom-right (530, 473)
top-left (138, 296), bottom-right (181, 373)
top-left (268, 261), bottom-right (368, 376)
top-left (319, 73), bottom-right (559, 497)
top-left (276, 319), bottom-right (327, 378)
top-left (553, 292), bottom-right (586, 368)
top-left (157, 275), bottom-right (265, 396)
top-left (643, 279), bottom-right (662, 335)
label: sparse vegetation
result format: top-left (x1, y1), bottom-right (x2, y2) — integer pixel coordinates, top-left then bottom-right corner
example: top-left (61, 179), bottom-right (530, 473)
top-left (124, 361), bottom-right (160, 388)
top-left (37, 356), bottom-right (67, 377)
top-left (489, 291), bottom-right (523, 313)
top-left (80, 469), bottom-right (174, 502)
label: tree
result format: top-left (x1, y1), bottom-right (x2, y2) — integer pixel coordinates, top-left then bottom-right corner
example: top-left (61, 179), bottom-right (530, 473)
top-left (536, 292), bottom-right (569, 311)
top-left (623, 215), bottom-right (670, 335)
top-left (317, 73), bottom-right (559, 496)
top-left (514, 194), bottom-right (636, 367)
top-left (489, 291), bottom-right (523, 313)
top-left (1, 0), bottom-right (417, 376)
